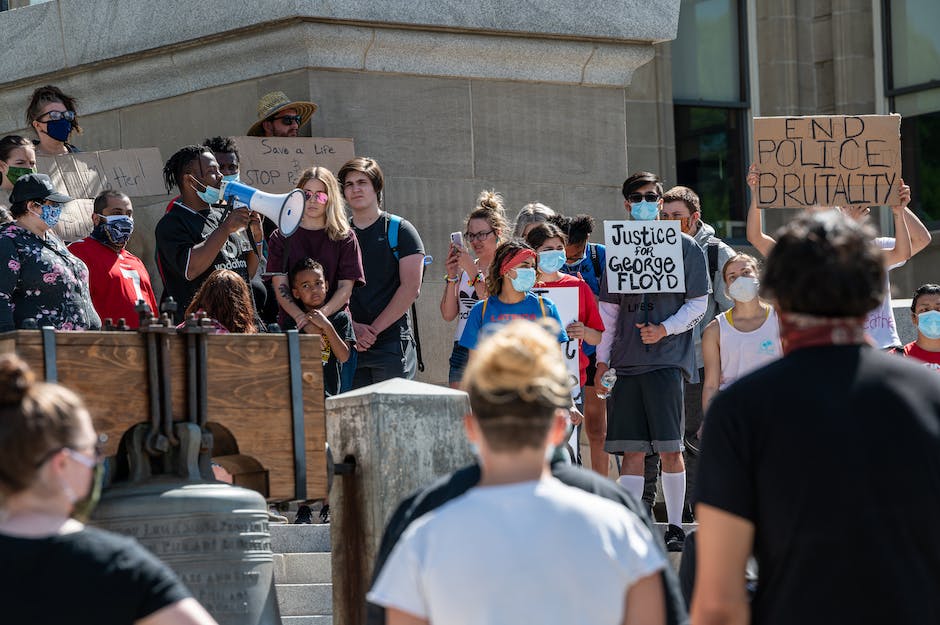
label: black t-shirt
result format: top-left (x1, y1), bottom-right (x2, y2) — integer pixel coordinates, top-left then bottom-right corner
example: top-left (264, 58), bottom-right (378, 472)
top-left (155, 202), bottom-right (253, 322)
top-left (349, 213), bottom-right (424, 343)
top-left (697, 345), bottom-right (940, 625)
top-left (0, 526), bottom-right (191, 624)
top-left (367, 461), bottom-right (689, 625)
top-left (284, 309), bottom-right (356, 397)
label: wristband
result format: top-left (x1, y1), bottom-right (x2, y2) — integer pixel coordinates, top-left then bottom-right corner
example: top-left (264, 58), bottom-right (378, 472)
top-left (468, 271), bottom-right (485, 287)
top-left (444, 273), bottom-right (459, 283)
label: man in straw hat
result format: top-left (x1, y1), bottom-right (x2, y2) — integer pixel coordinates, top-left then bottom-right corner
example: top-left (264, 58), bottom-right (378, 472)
top-left (246, 91), bottom-right (316, 138)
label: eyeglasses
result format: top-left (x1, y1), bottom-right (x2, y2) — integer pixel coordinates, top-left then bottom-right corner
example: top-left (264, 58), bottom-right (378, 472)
top-left (303, 190), bottom-right (329, 204)
top-left (35, 433), bottom-right (108, 468)
top-left (273, 115), bottom-right (302, 126)
top-left (39, 110), bottom-right (76, 123)
top-left (464, 229), bottom-right (495, 243)
top-left (627, 192), bottom-right (661, 203)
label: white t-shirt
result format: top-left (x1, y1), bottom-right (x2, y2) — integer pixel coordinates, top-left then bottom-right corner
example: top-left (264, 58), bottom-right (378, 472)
top-left (865, 237), bottom-right (904, 349)
top-left (368, 477), bottom-right (666, 625)
top-left (452, 270), bottom-right (481, 341)
top-left (717, 306), bottom-right (782, 390)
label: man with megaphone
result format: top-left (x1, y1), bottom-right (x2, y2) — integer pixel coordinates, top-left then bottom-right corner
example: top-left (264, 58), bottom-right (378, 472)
top-left (156, 145), bottom-right (263, 323)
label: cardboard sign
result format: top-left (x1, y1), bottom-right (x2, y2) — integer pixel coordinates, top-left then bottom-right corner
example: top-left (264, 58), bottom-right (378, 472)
top-left (51, 199), bottom-right (94, 244)
top-left (37, 148), bottom-right (166, 199)
top-left (604, 221), bottom-right (685, 293)
top-left (753, 114), bottom-right (901, 208)
top-left (533, 285), bottom-right (581, 404)
top-left (234, 137), bottom-right (356, 193)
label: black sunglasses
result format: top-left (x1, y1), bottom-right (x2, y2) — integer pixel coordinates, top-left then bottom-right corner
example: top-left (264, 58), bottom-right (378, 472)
top-left (39, 110), bottom-right (76, 123)
top-left (627, 192), bottom-right (661, 203)
top-left (273, 115), bottom-right (302, 126)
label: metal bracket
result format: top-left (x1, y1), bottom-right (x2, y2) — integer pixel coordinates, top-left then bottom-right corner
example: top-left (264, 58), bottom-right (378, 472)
top-left (287, 329), bottom-right (307, 500)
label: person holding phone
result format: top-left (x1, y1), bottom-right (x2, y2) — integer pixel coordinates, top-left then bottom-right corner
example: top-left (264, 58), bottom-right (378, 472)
top-left (440, 190), bottom-right (508, 387)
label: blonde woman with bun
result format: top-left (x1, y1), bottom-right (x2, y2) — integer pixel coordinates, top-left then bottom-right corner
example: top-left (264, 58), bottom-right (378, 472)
top-left (267, 166), bottom-right (365, 330)
top-left (369, 320), bottom-right (667, 625)
top-left (0, 354), bottom-right (218, 625)
top-left (441, 190), bottom-right (509, 387)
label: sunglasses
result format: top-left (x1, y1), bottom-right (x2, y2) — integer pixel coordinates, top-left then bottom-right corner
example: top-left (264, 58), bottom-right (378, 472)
top-left (35, 433), bottom-right (108, 468)
top-left (303, 190), bottom-right (329, 204)
top-left (627, 192), bottom-right (661, 203)
top-left (464, 229), bottom-right (495, 243)
top-left (274, 115), bottom-right (302, 126)
top-left (39, 110), bottom-right (76, 122)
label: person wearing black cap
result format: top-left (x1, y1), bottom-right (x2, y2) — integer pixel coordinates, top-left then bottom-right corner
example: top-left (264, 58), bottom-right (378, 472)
top-left (0, 173), bottom-right (100, 332)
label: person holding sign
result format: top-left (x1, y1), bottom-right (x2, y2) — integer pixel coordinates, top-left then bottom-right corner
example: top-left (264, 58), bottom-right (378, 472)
top-left (441, 190), bottom-right (508, 387)
top-left (903, 284), bottom-right (940, 372)
top-left (596, 171), bottom-right (711, 553)
top-left (700, 254), bottom-right (781, 415)
top-left (155, 145), bottom-right (262, 323)
top-left (746, 164), bottom-right (927, 351)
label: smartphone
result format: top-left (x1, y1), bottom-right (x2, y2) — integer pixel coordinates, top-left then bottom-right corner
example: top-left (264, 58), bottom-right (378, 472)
top-left (450, 231), bottom-right (464, 248)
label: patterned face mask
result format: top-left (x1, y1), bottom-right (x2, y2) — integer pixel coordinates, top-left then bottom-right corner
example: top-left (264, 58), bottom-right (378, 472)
top-left (93, 214), bottom-right (134, 247)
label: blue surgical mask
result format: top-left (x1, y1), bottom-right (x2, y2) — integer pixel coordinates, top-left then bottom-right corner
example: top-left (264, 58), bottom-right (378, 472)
top-left (94, 214), bottom-right (134, 247)
top-left (30, 202), bottom-right (63, 228)
top-left (630, 201), bottom-right (660, 221)
top-left (538, 250), bottom-right (566, 274)
top-left (918, 310), bottom-right (940, 340)
top-left (45, 118), bottom-right (73, 142)
top-left (510, 267), bottom-right (537, 293)
top-left (222, 173), bottom-right (240, 184)
top-left (196, 185), bottom-right (221, 206)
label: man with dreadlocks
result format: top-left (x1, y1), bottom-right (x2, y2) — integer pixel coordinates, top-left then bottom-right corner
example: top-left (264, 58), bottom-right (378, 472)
top-left (155, 145), bottom-right (261, 323)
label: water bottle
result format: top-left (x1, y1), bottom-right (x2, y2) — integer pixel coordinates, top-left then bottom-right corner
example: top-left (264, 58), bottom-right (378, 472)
top-left (596, 368), bottom-right (617, 399)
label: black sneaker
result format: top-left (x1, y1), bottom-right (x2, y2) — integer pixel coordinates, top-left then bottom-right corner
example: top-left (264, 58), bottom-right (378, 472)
top-left (664, 523), bottom-right (685, 552)
top-left (294, 504), bottom-right (313, 524)
top-left (318, 503), bottom-right (331, 524)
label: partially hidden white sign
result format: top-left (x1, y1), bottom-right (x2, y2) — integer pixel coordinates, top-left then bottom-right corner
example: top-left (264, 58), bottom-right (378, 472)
top-left (532, 285), bottom-right (581, 404)
top-left (604, 220), bottom-right (685, 293)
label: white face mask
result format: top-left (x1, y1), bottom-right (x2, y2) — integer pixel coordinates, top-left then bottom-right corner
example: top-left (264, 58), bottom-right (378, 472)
top-left (728, 275), bottom-right (760, 302)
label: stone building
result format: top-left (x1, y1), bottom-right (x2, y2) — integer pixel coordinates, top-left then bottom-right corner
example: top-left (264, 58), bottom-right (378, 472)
top-left (0, 1), bottom-right (936, 384)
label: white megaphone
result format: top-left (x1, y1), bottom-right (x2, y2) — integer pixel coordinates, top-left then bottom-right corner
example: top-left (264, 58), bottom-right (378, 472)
top-left (219, 180), bottom-right (305, 236)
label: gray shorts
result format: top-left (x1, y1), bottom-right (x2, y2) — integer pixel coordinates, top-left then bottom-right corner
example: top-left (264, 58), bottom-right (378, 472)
top-left (604, 367), bottom-right (685, 454)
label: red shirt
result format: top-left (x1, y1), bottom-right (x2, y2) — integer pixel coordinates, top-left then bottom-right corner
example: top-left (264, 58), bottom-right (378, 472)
top-left (67, 237), bottom-right (159, 328)
top-left (537, 273), bottom-right (605, 386)
top-left (903, 342), bottom-right (940, 373)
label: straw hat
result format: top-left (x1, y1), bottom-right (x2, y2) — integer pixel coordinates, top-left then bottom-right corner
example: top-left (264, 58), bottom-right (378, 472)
top-left (246, 91), bottom-right (317, 136)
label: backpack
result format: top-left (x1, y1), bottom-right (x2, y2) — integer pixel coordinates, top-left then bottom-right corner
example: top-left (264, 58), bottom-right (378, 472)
top-left (706, 241), bottom-right (720, 281)
top-left (588, 243), bottom-right (602, 279)
top-left (386, 214), bottom-right (427, 373)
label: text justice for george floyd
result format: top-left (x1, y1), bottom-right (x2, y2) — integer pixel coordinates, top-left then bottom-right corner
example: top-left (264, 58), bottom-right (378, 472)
top-left (755, 115), bottom-right (898, 206)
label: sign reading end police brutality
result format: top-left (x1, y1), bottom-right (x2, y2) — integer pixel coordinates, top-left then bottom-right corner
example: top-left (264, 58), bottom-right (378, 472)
top-left (604, 221), bottom-right (685, 294)
top-left (753, 114), bottom-right (901, 208)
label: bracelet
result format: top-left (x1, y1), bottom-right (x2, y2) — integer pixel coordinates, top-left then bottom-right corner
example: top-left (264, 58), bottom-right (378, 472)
top-left (468, 272), bottom-right (485, 287)
top-left (444, 273), bottom-right (459, 283)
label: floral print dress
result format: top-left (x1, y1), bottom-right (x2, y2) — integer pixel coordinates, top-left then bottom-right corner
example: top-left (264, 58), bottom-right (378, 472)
top-left (0, 222), bottom-right (101, 332)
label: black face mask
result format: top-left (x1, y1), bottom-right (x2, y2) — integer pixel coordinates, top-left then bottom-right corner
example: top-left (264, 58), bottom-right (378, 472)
top-left (44, 118), bottom-right (72, 143)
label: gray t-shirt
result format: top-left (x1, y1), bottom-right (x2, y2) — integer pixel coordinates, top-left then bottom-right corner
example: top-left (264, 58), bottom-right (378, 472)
top-left (599, 234), bottom-right (710, 380)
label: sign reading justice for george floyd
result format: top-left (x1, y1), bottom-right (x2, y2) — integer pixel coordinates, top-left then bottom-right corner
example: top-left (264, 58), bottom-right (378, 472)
top-left (604, 220), bottom-right (685, 294)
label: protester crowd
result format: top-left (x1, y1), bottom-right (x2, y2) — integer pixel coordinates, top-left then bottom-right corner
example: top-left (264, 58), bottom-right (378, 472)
top-left (2, 83), bottom-right (940, 625)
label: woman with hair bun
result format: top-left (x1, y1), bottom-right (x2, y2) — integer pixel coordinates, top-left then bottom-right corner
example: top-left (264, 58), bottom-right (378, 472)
top-left (441, 190), bottom-right (509, 387)
top-left (0, 354), bottom-right (218, 625)
top-left (369, 320), bottom-right (667, 625)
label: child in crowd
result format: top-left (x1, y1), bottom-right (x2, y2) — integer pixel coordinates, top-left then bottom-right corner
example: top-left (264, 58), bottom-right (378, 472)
top-left (904, 283), bottom-right (940, 372)
top-left (289, 257), bottom-right (354, 397)
top-left (701, 254), bottom-right (782, 414)
top-left (183, 269), bottom-right (258, 334)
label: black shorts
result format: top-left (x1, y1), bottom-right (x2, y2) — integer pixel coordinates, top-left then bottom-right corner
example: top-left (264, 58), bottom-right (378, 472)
top-left (604, 367), bottom-right (685, 454)
top-left (584, 351), bottom-right (598, 388)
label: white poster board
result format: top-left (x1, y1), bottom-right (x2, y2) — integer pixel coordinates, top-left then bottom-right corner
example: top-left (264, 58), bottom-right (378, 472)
top-left (533, 285), bottom-right (581, 404)
top-left (603, 220), bottom-right (685, 293)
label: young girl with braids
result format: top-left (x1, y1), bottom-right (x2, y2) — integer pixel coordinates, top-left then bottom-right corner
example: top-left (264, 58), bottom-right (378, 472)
top-left (441, 190), bottom-right (509, 387)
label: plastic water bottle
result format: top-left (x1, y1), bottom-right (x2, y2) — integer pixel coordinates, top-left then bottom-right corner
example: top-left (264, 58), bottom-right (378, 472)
top-left (596, 368), bottom-right (617, 399)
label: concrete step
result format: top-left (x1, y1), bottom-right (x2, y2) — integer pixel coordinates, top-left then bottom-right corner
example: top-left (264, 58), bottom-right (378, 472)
top-left (276, 583), bottom-right (333, 617)
top-left (280, 617), bottom-right (333, 625)
top-left (270, 522), bottom-right (331, 553)
top-left (274, 552), bottom-right (332, 584)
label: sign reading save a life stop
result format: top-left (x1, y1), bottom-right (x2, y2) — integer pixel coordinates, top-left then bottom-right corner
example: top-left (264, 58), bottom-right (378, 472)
top-left (604, 221), bottom-right (685, 293)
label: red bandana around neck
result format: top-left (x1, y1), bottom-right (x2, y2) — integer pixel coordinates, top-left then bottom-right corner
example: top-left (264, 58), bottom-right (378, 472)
top-left (778, 312), bottom-right (871, 355)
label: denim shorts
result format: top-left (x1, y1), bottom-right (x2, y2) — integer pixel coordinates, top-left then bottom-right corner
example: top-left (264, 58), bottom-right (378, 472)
top-left (448, 342), bottom-right (470, 385)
